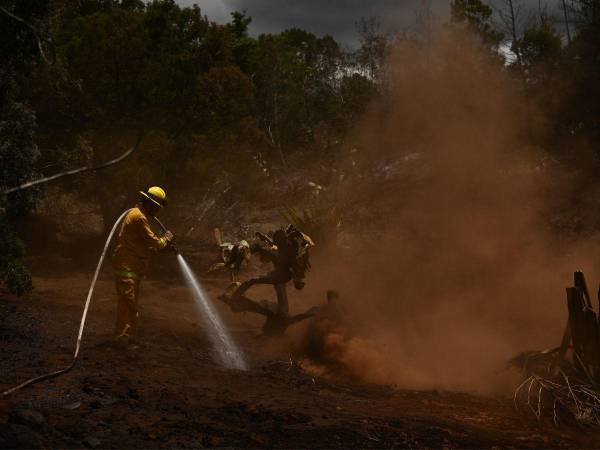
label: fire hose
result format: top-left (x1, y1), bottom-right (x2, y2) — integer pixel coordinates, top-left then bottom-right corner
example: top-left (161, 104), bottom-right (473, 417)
top-left (1, 208), bottom-right (133, 398)
top-left (0, 204), bottom-right (179, 398)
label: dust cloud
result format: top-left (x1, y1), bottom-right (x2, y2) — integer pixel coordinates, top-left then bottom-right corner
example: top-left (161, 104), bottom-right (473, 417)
top-left (292, 30), bottom-right (600, 394)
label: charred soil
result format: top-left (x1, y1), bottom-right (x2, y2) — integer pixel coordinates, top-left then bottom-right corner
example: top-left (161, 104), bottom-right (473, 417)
top-left (1, 260), bottom-right (599, 449)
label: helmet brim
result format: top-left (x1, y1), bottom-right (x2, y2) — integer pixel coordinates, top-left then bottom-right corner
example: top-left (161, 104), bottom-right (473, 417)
top-left (139, 191), bottom-right (164, 208)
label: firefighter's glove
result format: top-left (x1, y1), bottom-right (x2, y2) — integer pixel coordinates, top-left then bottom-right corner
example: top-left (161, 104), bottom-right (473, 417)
top-left (164, 230), bottom-right (178, 253)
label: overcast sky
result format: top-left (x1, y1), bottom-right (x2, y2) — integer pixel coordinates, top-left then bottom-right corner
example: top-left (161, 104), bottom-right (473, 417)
top-left (176, 0), bottom-right (561, 48)
top-left (178, 0), bottom-right (450, 47)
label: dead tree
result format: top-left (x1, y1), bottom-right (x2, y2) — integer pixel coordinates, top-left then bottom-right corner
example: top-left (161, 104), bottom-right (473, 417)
top-left (561, 0), bottom-right (572, 44)
top-left (218, 292), bottom-right (320, 336)
top-left (511, 271), bottom-right (600, 425)
top-left (493, 0), bottom-right (523, 65)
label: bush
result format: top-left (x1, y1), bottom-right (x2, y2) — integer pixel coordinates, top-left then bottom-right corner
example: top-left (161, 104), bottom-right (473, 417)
top-left (0, 217), bottom-right (33, 295)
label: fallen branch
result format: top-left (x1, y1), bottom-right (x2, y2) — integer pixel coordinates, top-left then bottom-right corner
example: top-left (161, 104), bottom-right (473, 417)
top-left (514, 372), bottom-right (600, 426)
top-left (1, 5), bottom-right (56, 65)
top-left (1, 133), bottom-right (146, 195)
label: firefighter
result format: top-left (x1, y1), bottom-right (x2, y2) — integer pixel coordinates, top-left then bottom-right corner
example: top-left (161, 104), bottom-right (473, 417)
top-left (111, 186), bottom-right (175, 348)
top-left (232, 226), bottom-right (313, 317)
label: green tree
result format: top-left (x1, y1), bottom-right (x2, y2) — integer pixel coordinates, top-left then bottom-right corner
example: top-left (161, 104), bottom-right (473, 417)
top-left (229, 10), bottom-right (251, 39)
top-left (1, 0), bottom-right (381, 265)
top-left (354, 17), bottom-right (390, 84)
top-left (228, 11), bottom-right (255, 72)
top-left (556, 5), bottom-right (600, 152)
top-left (515, 23), bottom-right (562, 72)
top-left (249, 28), bottom-right (347, 166)
top-left (0, 0), bottom-right (48, 294)
top-left (450, 0), bottom-right (504, 50)
top-left (58, 8), bottom-right (150, 122)
top-left (0, 79), bottom-right (41, 219)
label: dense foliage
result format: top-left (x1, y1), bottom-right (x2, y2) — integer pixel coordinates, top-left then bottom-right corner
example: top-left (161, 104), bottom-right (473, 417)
top-left (1, 0), bottom-right (47, 294)
top-left (1, 0), bottom-right (600, 294)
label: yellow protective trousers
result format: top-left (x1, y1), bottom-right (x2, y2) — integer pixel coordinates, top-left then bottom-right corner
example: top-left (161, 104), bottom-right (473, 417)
top-left (114, 276), bottom-right (141, 341)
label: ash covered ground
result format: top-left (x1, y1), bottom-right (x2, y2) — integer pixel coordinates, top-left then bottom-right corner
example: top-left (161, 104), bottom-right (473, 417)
top-left (1, 255), bottom-right (599, 449)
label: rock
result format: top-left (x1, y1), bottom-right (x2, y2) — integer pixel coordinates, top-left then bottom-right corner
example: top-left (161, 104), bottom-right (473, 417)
top-left (83, 436), bottom-right (101, 448)
top-left (10, 409), bottom-right (45, 426)
top-left (62, 401), bottom-right (81, 410)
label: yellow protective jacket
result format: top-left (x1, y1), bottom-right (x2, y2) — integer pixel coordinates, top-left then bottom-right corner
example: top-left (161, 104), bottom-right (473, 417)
top-left (112, 205), bottom-right (168, 277)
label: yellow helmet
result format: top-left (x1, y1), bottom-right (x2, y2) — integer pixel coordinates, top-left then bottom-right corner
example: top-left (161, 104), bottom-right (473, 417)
top-left (140, 186), bottom-right (167, 207)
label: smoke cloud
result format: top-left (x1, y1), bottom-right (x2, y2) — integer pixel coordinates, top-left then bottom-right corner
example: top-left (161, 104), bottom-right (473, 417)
top-left (293, 30), bottom-right (598, 394)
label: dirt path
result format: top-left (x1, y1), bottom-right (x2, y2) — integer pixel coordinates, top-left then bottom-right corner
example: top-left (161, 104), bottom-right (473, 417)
top-left (1, 270), bottom-right (599, 448)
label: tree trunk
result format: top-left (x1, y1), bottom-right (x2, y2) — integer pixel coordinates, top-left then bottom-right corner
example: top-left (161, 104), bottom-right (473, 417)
top-left (508, 0), bottom-right (522, 66)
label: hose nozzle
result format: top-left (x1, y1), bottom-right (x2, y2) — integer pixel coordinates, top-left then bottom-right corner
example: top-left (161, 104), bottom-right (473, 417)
top-left (152, 215), bottom-right (178, 254)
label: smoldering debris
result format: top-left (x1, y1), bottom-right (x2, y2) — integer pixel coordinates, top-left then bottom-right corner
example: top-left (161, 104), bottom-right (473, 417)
top-left (511, 271), bottom-right (600, 426)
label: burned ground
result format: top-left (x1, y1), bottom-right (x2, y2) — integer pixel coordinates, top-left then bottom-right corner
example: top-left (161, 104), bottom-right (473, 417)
top-left (1, 255), bottom-right (600, 449)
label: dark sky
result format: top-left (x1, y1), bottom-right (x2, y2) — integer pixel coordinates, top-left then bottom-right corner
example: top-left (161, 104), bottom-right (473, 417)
top-left (179, 0), bottom-right (450, 47)
top-left (177, 0), bottom-right (560, 48)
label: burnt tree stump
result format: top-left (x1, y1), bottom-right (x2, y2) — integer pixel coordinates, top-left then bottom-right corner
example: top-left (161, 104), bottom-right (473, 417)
top-left (566, 271), bottom-right (600, 382)
top-left (218, 293), bottom-right (320, 336)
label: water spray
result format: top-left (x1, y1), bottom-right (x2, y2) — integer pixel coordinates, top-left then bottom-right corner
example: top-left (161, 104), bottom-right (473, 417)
top-left (151, 217), bottom-right (246, 370)
top-left (177, 255), bottom-right (247, 370)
